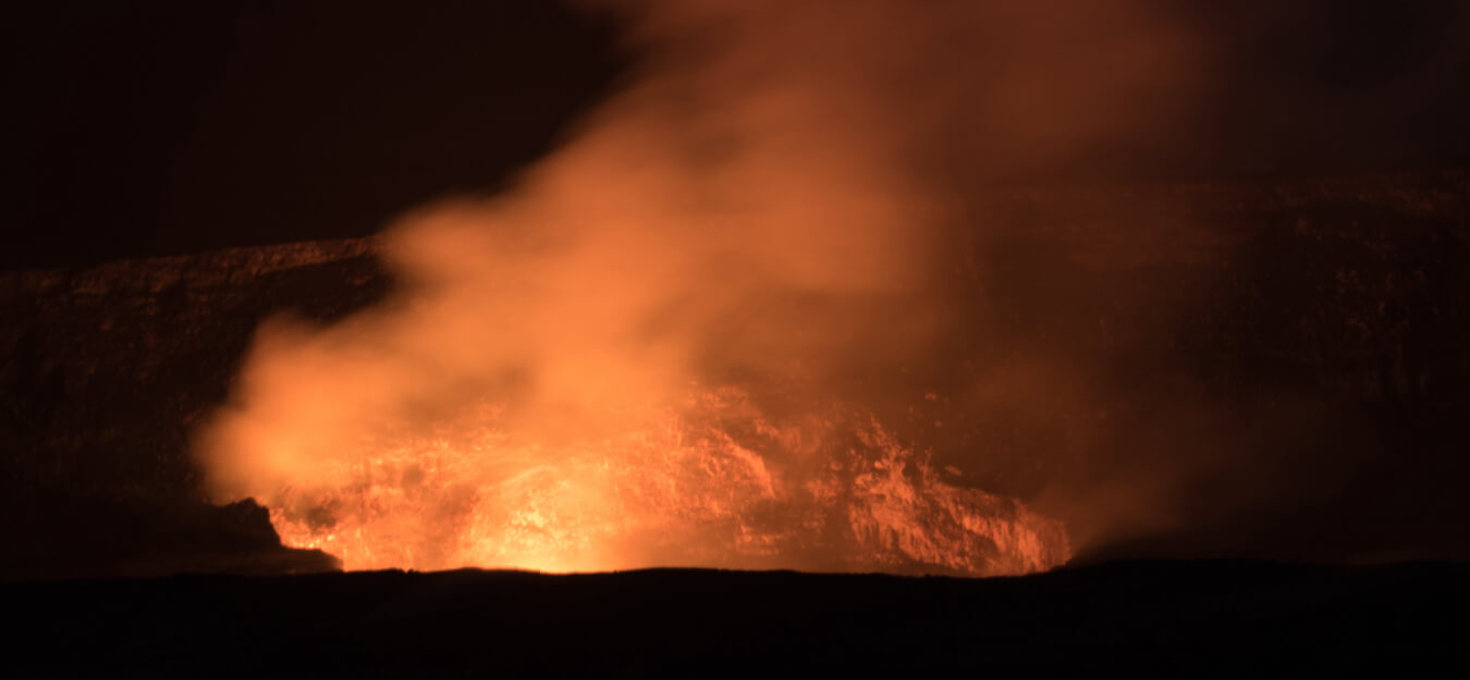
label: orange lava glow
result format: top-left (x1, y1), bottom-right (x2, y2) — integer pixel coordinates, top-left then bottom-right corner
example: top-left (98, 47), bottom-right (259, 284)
top-left (179, 0), bottom-right (1210, 578)
top-left (249, 387), bottom-right (1067, 575)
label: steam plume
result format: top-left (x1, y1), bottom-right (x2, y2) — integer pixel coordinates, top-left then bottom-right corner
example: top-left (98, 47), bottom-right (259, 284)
top-left (197, 0), bottom-right (1202, 573)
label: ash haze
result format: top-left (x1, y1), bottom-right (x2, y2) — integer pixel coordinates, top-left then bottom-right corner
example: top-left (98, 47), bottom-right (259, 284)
top-left (192, 0), bottom-right (1470, 571)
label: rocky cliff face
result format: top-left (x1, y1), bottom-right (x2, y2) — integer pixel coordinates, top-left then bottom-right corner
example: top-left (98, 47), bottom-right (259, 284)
top-left (3, 172), bottom-right (1467, 577)
top-left (1, 240), bottom-right (385, 577)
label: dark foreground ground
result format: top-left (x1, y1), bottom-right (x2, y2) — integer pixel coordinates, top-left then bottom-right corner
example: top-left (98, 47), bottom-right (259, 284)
top-left (4, 560), bottom-right (1467, 677)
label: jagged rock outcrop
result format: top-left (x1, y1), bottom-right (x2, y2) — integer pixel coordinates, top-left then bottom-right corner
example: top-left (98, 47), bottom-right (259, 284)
top-left (1, 240), bottom-right (383, 578)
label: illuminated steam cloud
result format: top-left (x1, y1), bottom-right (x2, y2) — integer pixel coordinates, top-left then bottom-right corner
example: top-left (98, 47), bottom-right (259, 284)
top-left (198, 0), bottom-right (1202, 574)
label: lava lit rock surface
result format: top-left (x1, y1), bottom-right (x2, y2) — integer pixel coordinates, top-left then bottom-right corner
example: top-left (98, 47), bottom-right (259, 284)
top-left (3, 172), bottom-right (1469, 576)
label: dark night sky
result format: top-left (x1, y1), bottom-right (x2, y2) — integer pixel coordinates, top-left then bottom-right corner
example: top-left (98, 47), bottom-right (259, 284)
top-left (2, 1), bottom-right (624, 269)
top-left (2, 0), bottom-right (1468, 270)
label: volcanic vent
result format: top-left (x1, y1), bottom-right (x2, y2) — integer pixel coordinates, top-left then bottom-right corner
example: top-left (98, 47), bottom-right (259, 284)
top-left (191, 0), bottom-right (1200, 576)
top-left (213, 381), bottom-right (1067, 575)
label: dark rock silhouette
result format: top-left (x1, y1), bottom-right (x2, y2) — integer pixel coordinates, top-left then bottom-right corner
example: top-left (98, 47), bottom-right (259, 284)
top-left (3, 560), bottom-right (1466, 675)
